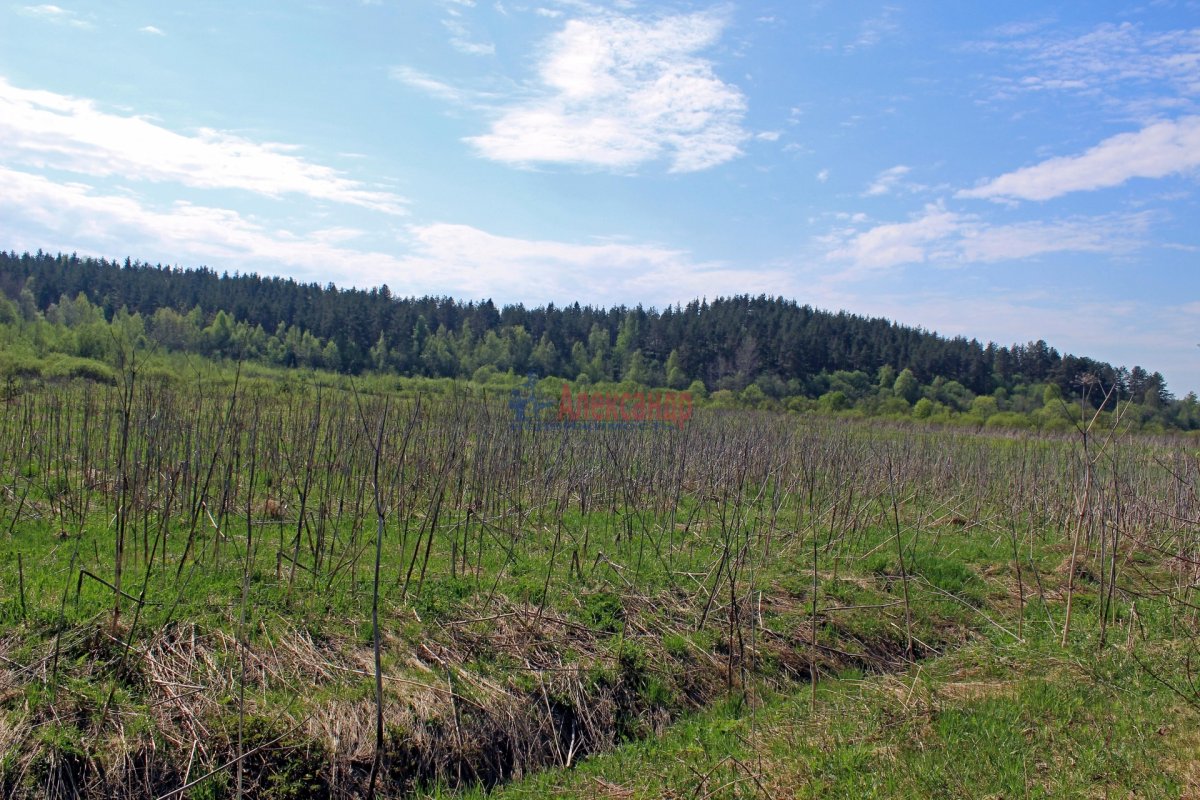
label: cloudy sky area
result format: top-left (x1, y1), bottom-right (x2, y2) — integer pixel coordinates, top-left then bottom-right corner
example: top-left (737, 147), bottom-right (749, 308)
top-left (1, 1), bottom-right (1198, 392)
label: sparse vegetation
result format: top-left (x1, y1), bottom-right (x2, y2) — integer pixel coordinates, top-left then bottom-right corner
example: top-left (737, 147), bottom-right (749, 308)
top-left (0, 353), bottom-right (1197, 797)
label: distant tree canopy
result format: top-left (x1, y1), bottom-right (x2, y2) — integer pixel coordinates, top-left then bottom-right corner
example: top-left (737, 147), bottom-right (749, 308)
top-left (0, 249), bottom-right (1186, 428)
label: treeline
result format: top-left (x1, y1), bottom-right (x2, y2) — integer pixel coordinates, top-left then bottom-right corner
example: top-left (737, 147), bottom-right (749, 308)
top-left (0, 249), bottom-right (1194, 431)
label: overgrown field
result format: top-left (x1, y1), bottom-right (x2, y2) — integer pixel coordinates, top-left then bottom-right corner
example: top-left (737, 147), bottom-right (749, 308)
top-left (0, 369), bottom-right (1197, 798)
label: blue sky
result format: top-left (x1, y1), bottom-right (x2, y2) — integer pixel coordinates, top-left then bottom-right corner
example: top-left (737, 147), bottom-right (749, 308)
top-left (1, 1), bottom-right (1198, 393)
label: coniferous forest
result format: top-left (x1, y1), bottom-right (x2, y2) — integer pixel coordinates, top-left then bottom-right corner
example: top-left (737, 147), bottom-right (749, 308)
top-left (0, 249), bottom-right (1194, 431)
top-left (3, 250), bottom-right (1200, 799)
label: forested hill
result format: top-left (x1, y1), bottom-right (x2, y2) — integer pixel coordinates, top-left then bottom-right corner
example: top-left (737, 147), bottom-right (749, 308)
top-left (0, 249), bottom-right (1177, 413)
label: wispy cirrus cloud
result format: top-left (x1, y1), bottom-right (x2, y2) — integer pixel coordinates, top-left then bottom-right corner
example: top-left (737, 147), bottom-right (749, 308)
top-left (845, 7), bottom-right (901, 54)
top-left (389, 66), bottom-right (473, 104)
top-left (954, 213), bottom-right (1151, 262)
top-left (448, 37), bottom-right (496, 56)
top-left (821, 204), bottom-right (1149, 275)
top-left (958, 116), bottom-right (1200, 201)
top-left (975, 21), bottom-right (1200, 112)
top-left (0, 77), bottom-right (407, 214)
top-left (864, 164), bottom-right (912, 196)
top-left (138, 25), bottom-right (165, 36)
top-left (465, 9), bottom-right (749, 173)
top-left (438, 0), bottom-right (495, 56)
top-left (18, 4), bottom-right (90, 28)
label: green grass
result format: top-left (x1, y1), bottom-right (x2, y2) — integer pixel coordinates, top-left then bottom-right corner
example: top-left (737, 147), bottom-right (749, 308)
top-left (0, 371), bottom-right (1197, 798)
top-left (472, 634), bottom-right (1196, 799)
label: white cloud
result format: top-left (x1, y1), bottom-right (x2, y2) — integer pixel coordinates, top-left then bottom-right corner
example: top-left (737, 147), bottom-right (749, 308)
top-left (138, 25), bottom-right (165, 36)
top-left (0, 164), bottom-right (793, 306)
top-left (956, 214), bottom-right (1149, 262)
top-left (976, 22), bottom-right (1200, 111)
top-left (846, 8), bottom-right (900, 54)
top-left (401, 223), bottom-right (789, 303)
top-left (958, 116), bottom-right (1200, 201)
top-left (18, 4), bottom-right (90, 28)
top-left (816, 168), bottom-right (830, 183)
top-left (0, 165), bottom-right (375, 274)
top-left (465, 10), bottom-right (749, 173)
top-left (442, 15), bottom-right (495, 55)
top-left (864, 164), bottom-right (911, 196)
top-left (0, 78), bottom-right (407, 214)
top-left (822, 205), bottom-right (1148, 274)
top-left (389, 66), bottom-right (471, 104)
top-left (824, 204), bottom-right (962, 271)
top-left (451, 39), bottom-right (495, 55)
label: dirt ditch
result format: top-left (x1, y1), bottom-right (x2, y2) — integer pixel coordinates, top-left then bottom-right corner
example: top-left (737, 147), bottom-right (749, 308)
top-left (0, 584), bottom-right (970, 800)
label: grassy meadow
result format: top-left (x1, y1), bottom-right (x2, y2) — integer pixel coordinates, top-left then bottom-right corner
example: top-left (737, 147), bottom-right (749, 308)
top-left (0, 360), bottom-right (1197, 798)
